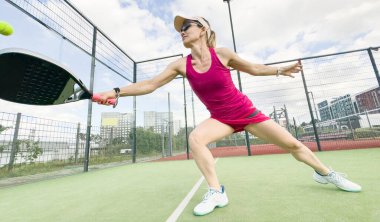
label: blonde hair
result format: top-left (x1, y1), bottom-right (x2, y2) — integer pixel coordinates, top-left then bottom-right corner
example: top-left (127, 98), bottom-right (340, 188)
top-left (201, 17), bottom-right (216, 48)
top-left (207, 30), bottom-right (216, 48)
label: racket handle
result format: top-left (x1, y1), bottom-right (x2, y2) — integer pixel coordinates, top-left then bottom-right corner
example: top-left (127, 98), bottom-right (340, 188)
top-left (92, 94), bottom-right (116, 105)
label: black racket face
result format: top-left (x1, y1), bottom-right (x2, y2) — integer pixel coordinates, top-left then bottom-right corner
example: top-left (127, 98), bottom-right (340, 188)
top-left (0, 49), bottom-right (91, 105)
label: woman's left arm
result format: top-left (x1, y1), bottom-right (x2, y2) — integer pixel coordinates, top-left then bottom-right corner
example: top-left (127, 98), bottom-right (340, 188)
top-left (219, 47), bottom-right (302, 78)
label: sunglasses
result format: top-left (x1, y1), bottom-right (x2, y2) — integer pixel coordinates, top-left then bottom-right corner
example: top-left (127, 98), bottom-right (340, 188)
top-left (180, 20), bottom-right (203, 32)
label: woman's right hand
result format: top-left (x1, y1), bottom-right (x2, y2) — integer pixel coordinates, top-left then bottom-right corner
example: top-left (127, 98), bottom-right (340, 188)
top-left (93, 90), bottom-right (117, 105)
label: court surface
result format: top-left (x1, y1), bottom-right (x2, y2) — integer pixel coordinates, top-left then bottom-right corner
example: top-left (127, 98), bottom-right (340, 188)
top-left (0, 148), bottom-right (379, 222)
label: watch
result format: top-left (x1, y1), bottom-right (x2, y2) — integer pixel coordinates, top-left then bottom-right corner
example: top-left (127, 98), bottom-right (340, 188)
top-left (112, 87), bottom-right (120, 108)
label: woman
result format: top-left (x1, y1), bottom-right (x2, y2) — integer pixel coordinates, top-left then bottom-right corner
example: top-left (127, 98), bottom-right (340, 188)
top-left (96, 15), bottom-right (361, 216)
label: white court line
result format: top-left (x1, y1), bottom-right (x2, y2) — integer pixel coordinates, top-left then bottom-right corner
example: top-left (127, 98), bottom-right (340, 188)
top-left (166, 158), bottom-right (219, 222)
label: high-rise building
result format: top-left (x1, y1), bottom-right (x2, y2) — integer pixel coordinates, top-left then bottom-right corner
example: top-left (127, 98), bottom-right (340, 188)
top-left (318, 94), bottom-right (356, 121)
top-left (144, 111), bottom-right (181, 134)
top-left (173, 120), bottom-right (181, 135)
top-left (330, 94), bottom-right (356, 118)
top-left (318, 100), bottom-right (332, 121)
top-left (101, 112), bottom-right (134, 143)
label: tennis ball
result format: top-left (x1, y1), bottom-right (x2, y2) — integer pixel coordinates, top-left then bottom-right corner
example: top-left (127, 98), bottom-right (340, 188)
top-left (0, 21), bottom-right (14, 36)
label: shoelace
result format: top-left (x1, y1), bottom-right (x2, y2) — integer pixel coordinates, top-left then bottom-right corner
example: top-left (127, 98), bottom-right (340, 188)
top-left (328, 171), bottom-right (348, 183)
top-left (202, 189), bottom-right (218, 202)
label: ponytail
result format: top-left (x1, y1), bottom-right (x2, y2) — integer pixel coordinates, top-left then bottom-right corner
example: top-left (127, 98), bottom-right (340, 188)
top-left (201, 17), bottom-right (216, 48)
top-left (207, 30), bottom-right (216, 48)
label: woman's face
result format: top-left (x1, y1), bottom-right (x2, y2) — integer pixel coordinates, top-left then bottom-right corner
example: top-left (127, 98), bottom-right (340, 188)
top-left (180, 20), bottom-right (204, 48)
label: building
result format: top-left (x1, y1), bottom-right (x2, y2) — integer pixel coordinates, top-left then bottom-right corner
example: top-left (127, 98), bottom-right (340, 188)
top-left (355, 86), bottom-right (380, 113)
top-left (144, 111), bottom-right (170, 133)
top-left (144, 111), bottom-right (181, 134)
top-left (318, 100), bottom-right (332, 121)
top-left (315, 94), bottom-right (367, 131)
top-left (173, 120), bottom-right (181, 135)
top-left (330, 94), bottom-right (356, 118)
top-left (318, 94), bottom-right (357, 121)
top-left (100, 112), bottom-right (134, 143)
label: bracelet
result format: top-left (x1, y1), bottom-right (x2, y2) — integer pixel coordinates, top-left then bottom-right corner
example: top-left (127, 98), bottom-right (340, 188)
top-left (113, 87), bottom-right (120, 108)
top-left (276, 67), bottom-right (283, 77)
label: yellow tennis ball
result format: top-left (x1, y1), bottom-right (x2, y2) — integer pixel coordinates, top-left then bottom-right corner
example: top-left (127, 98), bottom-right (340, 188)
top-left (0, 21), bottom-right (14, 36)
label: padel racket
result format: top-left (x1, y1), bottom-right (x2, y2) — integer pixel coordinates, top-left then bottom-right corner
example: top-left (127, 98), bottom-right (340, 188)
top-left (0, 48), bottom-right (116, 106)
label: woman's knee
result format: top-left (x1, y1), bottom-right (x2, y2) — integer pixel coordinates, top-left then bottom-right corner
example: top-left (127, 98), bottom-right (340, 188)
top-left (283, 140), bottom-right (304, 152)
top-left (189, 131), bottom-right (206, 148)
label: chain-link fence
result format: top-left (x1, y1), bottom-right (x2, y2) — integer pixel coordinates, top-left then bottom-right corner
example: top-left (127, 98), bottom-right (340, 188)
top-left (1, 0), bottom-right (380, 179)
top-left (2, 0), bottom-right (186, 175)
top-left (189, 47), bottom-right (380, 158)
top-left (0, 112), bottom-right (83, 178)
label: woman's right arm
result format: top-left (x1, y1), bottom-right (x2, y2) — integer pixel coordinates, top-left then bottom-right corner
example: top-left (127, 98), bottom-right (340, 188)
top-left (96, 58), bottom-right (184, 103)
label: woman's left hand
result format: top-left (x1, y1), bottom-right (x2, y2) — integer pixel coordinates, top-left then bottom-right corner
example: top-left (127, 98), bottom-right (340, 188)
top-left (278, 62), bottom-right (303, 78)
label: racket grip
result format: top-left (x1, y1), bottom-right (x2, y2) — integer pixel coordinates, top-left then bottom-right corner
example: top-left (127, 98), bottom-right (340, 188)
top-left (92, 94), bottom-right (116, 105)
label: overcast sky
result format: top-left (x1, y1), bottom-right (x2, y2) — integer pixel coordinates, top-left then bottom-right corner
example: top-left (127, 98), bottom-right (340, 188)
top-left (1, 0), bottom-right (379, 129)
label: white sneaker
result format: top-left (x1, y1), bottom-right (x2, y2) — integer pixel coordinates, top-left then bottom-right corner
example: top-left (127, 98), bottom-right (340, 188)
top-left (313, 169), bottom-right (362, 192)
top-left (193, 185), bottom-right (229, 216)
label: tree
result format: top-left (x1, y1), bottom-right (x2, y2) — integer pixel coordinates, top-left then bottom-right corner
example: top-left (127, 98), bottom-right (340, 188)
top-left (21, 140), bottom-right (43, 163)
top-left (79, 133), bottom-right (102, 144)
top-left (216, 133), bottom-right (246, 147)
top-left (129, 127), bottom-right (162, 154)
top-left (0, 124), bottom-right (11, 153)
top-left (173, 127), bottom-right (194, 151)
top-left (0, 124), bottom-right (11, 134)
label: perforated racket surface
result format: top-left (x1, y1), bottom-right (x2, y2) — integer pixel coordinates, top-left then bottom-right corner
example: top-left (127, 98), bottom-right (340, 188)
top-left (0, 48), bottom-right (114, 106)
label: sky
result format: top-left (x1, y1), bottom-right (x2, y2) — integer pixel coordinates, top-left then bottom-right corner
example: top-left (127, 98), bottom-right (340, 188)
top-left (68, 0), bottom-right (380, 62)
top-left (0, 0), bottom-right (380, 130)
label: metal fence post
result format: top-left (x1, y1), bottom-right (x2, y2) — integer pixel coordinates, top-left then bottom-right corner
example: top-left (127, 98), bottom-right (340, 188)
top-left (293, 117), bottom-right (299, 140)
top-left (168, 93), bottom-right (173, 156)
top-left (75, 123), bottom-right (80, 163)
top-left (365, 110), bottom-right (372, 128)
top-left (284, 105), bottom-right (290, 132)
top-left (222, 0), bottom-right (252, 156)
top-left (84, 26), bottom-right (98, 172)
top-left (182, 78), bottom-right (190, 160)
top-left (273, 106), bottom-right (278, 123)
top-left (367, 48), bottom-right (380, 87)
top-left (161, 125), bottom-right (165, 157)
top-left (191, 91), bottom-right (196, 127)
top-left (8, 113), bottom-right (21, 171)
top-left (299, 60), bottom-right (322, 151)
top-left (132, 62), bottom-right (137, 163)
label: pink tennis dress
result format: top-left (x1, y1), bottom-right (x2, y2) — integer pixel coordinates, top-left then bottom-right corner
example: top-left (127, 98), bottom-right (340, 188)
top-left (186, 47), bottom-right (270, 133)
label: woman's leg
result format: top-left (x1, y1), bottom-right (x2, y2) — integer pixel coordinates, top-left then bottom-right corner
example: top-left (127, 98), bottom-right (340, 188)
top-left (189, 118), bottom-right (234, 189)
top-left (245, 119), bottom-right (361, 192)
top-left (244, 119), bottom-right (330, 175)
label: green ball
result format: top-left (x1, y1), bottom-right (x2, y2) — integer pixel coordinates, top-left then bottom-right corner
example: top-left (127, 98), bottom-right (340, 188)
top-left (0, 21), bottom-right (14, 36)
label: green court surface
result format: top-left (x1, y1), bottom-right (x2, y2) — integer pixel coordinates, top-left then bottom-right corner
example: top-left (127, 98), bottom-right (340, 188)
top-left (0, 148), bottom-right (379, 222)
